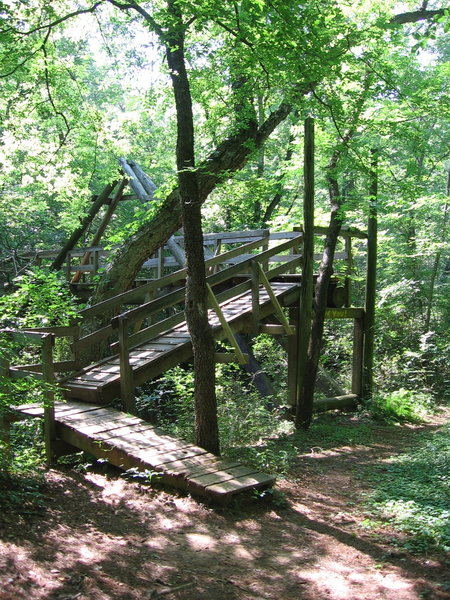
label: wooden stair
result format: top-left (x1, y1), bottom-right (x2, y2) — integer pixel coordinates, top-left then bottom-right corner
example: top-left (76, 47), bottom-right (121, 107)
top-left (11, 401), bottom-right (275, 503)
top-left (61, 281), bottom-right (298, 404)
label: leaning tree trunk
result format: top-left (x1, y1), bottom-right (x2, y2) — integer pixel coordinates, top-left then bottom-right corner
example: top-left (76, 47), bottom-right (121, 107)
top-left (165, 1), bottom-right (219, 455)
top-left (90, 101), bottom-right (293, 305)
top-left (296, 162), bottom-right (345, 428)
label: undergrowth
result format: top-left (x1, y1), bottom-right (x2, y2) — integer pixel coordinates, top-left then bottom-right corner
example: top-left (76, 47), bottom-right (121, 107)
top-left (362, 422), bottom-right (450, 555)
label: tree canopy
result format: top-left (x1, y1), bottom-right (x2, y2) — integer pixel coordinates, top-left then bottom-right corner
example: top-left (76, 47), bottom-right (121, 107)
top-left (0, 1), bottom-right (449, 441)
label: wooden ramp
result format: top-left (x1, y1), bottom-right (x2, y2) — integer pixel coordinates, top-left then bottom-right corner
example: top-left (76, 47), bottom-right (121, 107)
top-left (62, 281), bottom-right (298, 404)
top-left (11, 400), bottom-right (275, 503)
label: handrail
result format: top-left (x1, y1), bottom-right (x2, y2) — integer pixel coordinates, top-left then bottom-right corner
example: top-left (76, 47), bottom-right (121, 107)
top-left (20, 227), bottom-right (359, 371)
top-left (0, 329), bottom-right (56, 462)
top-left (81, 235), bottom-right (274, 320)
top-left (112, 234), bottom-right (303, 328)
top-left (112, 235), bottom-right (304, 409)
top-left (23, 224), bottom-right (367, 261)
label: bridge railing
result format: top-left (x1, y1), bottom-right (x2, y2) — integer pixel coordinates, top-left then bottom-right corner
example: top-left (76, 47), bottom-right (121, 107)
top-left (23, 225), bottom-right (365, 290)
top-left (14, 227), bottom-right (366, 385)
top-left (110, 232), bottom-right (304, 408)
top-left (0, 329), bottom-right (57, 461)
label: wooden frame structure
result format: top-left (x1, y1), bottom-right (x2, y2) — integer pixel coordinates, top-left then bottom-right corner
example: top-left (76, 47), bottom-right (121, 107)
top-left (1, 224), bottom-right (371, 500)
top-left (3, 226), bottom-right (367, 412)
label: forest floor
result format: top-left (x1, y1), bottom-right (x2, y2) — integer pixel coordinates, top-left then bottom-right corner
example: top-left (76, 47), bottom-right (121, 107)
top-left (0, 408), bottom-right (449, 600)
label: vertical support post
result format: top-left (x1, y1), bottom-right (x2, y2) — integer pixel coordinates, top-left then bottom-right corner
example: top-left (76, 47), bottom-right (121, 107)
top-left (344, 236), bottom-right (353, 307)
top-left (93, 249), bottom-right (99, 280)
top-left (71, 325), bottom-right (82, 371)
top-left (118, 317), bottom-right (136, 413)
top-left (287, 308), bottom-right (298, 407)
top-left (295, 118), bottom-right (315, 424)
top-left (352, 316), bottom-right (364, 397)
top-left (0, 351), bottom-right (11, 468)
top-left (261, 229), bottom-right (270, 272)
top-left (363, 149), bottom-right (378, 399)
top-left (251, 260), bottom-right (260, 334)
top-left (157, 247), bottom-right (164, 279)
top-left (41, 333), bottom-right (56, 464)
top-left (146, 290), bottom-right (156, 326)
top-left (65, 252), bottom-right (71, 283)
top-left (212, 237), bottom-right (222, 274)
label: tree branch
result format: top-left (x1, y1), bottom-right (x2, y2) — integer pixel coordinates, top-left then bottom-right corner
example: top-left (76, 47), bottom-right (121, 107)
top-left (2, 1), bottom-right (106, 36)
top-left (107, 0), bottom-right (165, 39)
top-left (42, 34), bottom-right (71, 153)
top-left (391, 8), bottom-right (446, 25)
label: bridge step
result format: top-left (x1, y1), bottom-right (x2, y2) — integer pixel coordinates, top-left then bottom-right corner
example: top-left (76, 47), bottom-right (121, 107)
top-left (12, 401), bottom-right (275, 503)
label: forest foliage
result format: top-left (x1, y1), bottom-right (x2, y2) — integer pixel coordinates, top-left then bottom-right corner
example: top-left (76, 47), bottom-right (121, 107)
top-left (0, 0), bottom-right (449, 469)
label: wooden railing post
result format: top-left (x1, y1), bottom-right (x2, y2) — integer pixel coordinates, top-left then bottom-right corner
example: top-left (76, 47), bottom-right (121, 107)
top-left (0, 349), bottom-right (11, 468)
top-left (295, 117), bottom-right (315, 426)
top-left (157, 247), bottom-right (164, 279)
top-left (41, 333), bottom-right (56, 464)
top-left (65, 252), bottom-right (72, 283)
top-left (363, 149), bottom-right (378, 399)
top-left (345, 235), bottom-right (353, 307)
top-left (118, 316), bottom-right (136, 413)
top-left (93, 249), bottom-right (100, 280)
top-left (262, 229), bottom-right (270, 272)
top-left (71, 325), bottom-right (82, 371)
top-left (251, 261), bottom-right (260, 334)
top-left (352, 316), bottom-right (364, 397)
top-left (287, 307), bottom-right (298, 408)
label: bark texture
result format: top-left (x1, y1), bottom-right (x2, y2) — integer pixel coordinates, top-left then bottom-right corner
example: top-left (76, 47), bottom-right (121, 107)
top-left (165, 1), bottom-right (219, 454)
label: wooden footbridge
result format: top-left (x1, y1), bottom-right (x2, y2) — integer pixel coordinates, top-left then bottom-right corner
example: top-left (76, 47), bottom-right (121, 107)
top-left (2, 227), bottom-right (367, 502)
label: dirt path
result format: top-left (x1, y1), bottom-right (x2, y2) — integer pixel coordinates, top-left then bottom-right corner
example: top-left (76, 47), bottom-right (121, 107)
top-left (1, 412), bottom-right (449, 600)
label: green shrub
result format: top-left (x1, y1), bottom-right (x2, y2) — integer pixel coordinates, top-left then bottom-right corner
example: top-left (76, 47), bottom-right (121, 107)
top-left (135, 363), bottom-right (293, 450)
top-left (0, 267), bottom-right (79, 329)
top-left (365, 389), bottom-right (433, 424)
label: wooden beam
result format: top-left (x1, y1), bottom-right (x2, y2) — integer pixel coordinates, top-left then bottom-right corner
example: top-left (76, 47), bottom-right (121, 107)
top-left (352, 316), bottom-right (364, 397)
top-left (214, 353), bottom-right (249, 364)
top-left (295, 117), bottom-right (315, 420)
top-left (259, 324), bottom-right (295, 335)
top-left (41, 333), bottom-right (56, 464)
top-left (325, 307), bottom-right (364, 319)
top-left (257, 263), bottom-right (295, 335)
top-left (0, 352), bottom-right (11, 466)
top-left (71, 178), bottom-right (128, 284)
top-left (119, 158), bottom-right (151, 202)
top-left (50, 181), bottom-right (118, 270)
top-left (206, 284), bottom-right (248, 365)
top-left (363, 149), bottom-right (378, 399)
top-left (313, 394), bottom-right (358, 413)
top-left (118, 317), bottom-right (136, 413)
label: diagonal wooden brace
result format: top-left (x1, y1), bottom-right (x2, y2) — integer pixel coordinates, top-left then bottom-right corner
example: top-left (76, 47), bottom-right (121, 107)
top-left (206, 284), bottom-right (248, 365)
top-left (257, 263), bottom-right (295, 335)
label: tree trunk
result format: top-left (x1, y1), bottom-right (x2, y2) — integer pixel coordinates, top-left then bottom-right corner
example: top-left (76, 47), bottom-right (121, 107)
top-left (165, 1), bottom-right (219, 455)
top-left (296, 77), bottom-right (373, 428)
top-left (424, 166), bottom-right (449, 332)
top-left (91, 101), bottom-right (293, 304)
top-left (297, 161), bottom-right (345, 428)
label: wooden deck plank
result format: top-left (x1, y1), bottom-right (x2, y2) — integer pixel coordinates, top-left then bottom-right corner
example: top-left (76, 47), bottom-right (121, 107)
top-left (13, 399), bottom-right (277, 501)
top-left (164, 458), bottom-right (242, 477)
top-left (189, 464), bottom-right (260, 486)
top-left (205, 472), bottom-right (276, 497)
